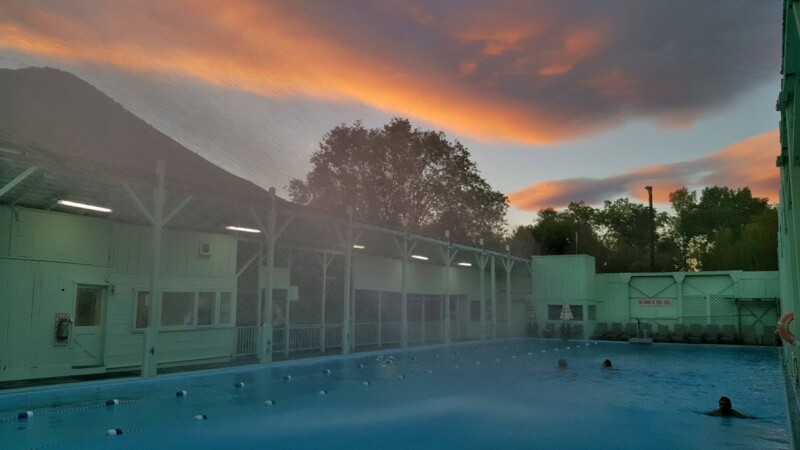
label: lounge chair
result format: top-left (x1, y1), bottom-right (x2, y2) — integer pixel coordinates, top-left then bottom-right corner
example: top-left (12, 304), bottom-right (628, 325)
top-left (571, 324), bottom-right (584, 339)
top-left (673, 324), bottom-right (690, 342)
top-left (705, 324), bottom-right (721, 343)
top-left (543, 323), bottom-right (556, 338)
top-left (655, 324), bottom-right (672, 342)
top-left (592, 323), bottom-right (609, 340)
top-left (688, 324), bottom-right (706, 343)
top-left (720, 325), bottom-right (737, 344)
top-left (526, 322), bottom-right (539, 337)
top-left (624, 322), bottom-right (638, 339)
top-left (609, 322), bottom-right (624, 340)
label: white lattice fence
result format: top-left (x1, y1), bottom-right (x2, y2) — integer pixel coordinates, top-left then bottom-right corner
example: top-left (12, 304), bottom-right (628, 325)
top-left (709, 296), bottom-right (737, 325)
top-left (681, 295), bottom-right (706, 324)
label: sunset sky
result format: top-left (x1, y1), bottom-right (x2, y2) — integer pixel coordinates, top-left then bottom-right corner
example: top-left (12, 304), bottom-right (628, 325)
top-left (0, 1), bottom-right (782, 228)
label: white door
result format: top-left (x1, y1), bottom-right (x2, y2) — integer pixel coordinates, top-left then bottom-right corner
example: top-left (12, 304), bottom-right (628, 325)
top-left (72, 286), bottom-right (105, 367)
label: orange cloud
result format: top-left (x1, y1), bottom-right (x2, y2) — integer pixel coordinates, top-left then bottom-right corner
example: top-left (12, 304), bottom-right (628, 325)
top-left (0, 1), bottom-right (777, 145)
top-left (508, 129), bottom-right (780, 211)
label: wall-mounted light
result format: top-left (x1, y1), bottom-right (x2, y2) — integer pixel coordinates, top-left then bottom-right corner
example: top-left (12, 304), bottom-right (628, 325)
top-left (57, 199), bottom-right (112, 213)
top-left (353, 244), bottom-right (366, 249)
top-left (225, 226), bottom-right (261, 233)
top-left (457, 262), bottom-right (472, 267)
top-left (411, 254), bottom-right (429, 261)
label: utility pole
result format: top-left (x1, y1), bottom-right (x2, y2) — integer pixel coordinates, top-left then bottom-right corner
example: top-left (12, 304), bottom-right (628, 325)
top-left (645, 186), bottom-right (655, 271)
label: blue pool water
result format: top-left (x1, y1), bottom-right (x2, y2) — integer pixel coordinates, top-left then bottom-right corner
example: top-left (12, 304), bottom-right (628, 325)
top-left (0, 339), bottom-right (789, 449)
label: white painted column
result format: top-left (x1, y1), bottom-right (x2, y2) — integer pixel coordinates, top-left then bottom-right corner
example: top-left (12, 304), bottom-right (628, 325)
top-left (342, 209), bottom-right (353, 355)
top-left (141, 160), bottom-right (166, 377)
top-left (491, 256), bottom-right (497, 339)
top-left (259, 189), bottom-right (277, 364)
top-left (320, 252), bottom-right (328, 352)
top-left (401, 233), bottom-right (409, 348)
top-left (505, 247), bottom-right (513, 338)
top-left (378, 291), bottom-right (383, 347)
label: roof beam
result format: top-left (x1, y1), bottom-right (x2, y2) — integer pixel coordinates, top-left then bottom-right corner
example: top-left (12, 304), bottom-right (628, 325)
top-left (162, 195), bottom-right (193, 227)
top-left (122, 182), bottom-right (155, 225)
top-left (0, 166), bottom-right (37, 200)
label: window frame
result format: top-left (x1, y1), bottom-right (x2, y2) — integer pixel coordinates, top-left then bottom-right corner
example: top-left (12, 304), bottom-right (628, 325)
top-left (133, 288), bottom-right (235, 332)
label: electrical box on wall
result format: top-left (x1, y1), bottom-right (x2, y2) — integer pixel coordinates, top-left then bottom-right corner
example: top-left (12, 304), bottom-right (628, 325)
top-left (54, 313), bottom-right (72, 346)
top-left (199, 242), bottom-right (211, 257)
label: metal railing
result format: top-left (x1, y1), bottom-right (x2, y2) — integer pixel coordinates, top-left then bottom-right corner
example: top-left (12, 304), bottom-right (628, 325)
top-left (235, 326), bottom-right (258, 356)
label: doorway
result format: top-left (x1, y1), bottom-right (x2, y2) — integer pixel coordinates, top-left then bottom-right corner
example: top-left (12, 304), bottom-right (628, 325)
top-left (72, 285), bottom-right (106, 367)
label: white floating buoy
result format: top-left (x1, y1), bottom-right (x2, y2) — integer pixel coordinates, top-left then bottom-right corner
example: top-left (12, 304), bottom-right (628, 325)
top-left (454, 364), bottom-right (460, 369)
top-left (397, 374), bottom-right (405, 380)
top-left (427, 369), bottom-right (435, 374)
top-left (512, 355), bottom-right (517, 359)
top-left (358, 363), bottom-right (365, 369)
top-left (194, 414), bottom-right (208, 421)
top-left (105, 399), bottom-right (120, 406)
top-left (318, 390), bottom-right (328, 395)
top-left (283, 375), bottom-right (292, 381)
top-left (554, 348), bottom-right (559, 352)
top-left (105, 428), bottom-right (124, 436)
top-left (494, 358), bottom-right (500, 363)
top-left (566, 346), bottom-right (571, 350)
top-left (234, 382), bottom-right (245, 388)
top-left (362, 381), bottom-right (371, 386)
top-left (527, 352), bottom-right (532, 356)
top-left (435, 353), bottom-right (440, 358)
top-left (475, 361), bottom-right (481, 365)
top-left (176, 391), bottom-right (187, 397)
top-left (541, 350), bottom-right (546, 353)
top-left (264, 400), bottom-right (276, 406)
top-left (17, 411), bottom-right (33, 420)
top-left (322, 369), bottom-right (331, 375)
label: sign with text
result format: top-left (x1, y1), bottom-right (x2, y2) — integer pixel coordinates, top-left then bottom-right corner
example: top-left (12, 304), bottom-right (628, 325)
top-left (637, 299), bottom-right (673, 306)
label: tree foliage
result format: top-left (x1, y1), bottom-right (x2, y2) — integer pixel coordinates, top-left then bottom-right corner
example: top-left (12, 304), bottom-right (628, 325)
top-left (508, 186), bottom-right (776, 272)
top-left (289, 118), bottom-right (508, 244)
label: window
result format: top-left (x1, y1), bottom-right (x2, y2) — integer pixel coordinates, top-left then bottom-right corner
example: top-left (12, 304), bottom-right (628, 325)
top-left (571, 305), bottom-right (584, 321)
top-left (219, 292), bottom-right (232, 324)
top-left (162, 292), bottom-right (195, 326)
top-left (197, 292), bottom-right (215, 326)
top-left (136, 291), bottom-right (149, 329)
top-left (135, 289), bottom-right (234, 330)
top-left (76, 287), bottom-right (103, 326)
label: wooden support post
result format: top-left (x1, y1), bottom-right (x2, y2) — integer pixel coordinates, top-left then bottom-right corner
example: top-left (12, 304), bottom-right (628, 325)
top-left (142, 160), bottom-right (165, 377)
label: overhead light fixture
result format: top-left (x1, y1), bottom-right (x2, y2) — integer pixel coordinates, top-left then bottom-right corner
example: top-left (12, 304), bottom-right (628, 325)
top-left (457, 262), bottom-right (472, 267)
top-left (57, 199), bottom-right (112, 213)
top-left (225, 226), bottom-right (261, 233)
top-left (411, 254), bottom-right (429, 261)
top-left (353, 244), bottom-right (365, 249)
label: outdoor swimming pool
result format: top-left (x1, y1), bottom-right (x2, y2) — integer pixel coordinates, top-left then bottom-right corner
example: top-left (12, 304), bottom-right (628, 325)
top-left (0, 339), bottom-right (789, 449)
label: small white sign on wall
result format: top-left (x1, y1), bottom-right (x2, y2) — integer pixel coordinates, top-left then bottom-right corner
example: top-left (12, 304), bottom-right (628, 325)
top-left (637, 299), bottom-right (673, 306)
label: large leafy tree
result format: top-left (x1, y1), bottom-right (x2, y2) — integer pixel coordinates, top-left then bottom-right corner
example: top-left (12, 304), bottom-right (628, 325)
top-left (669, 186), bottom-right (773, 270)
top-left (289, 118), bottom-right (508, 244)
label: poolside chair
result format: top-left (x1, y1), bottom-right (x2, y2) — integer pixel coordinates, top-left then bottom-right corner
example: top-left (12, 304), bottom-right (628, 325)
top-left (526, 322), bottom-right (539, 337)
top-left (673, 324), bottom-right (690, 342)
top-left (624, 322), bottom-right (637, 339)
top-left (543, 323), bottom-right (556, 338)
top-left (592, 323), bottom-right (609, 340)
top-left (705, 324), bottom-right (722, 344)
top-left (571, 324), bottom-right (584, 339)
top-left (609, 322), bottom-right (624, 340)
top-left (688, 324), bottom-right (706, 343)
top-left (720, 325), bottom-right (737, 344)
top-left (655, 324), bottom-right (672, 342)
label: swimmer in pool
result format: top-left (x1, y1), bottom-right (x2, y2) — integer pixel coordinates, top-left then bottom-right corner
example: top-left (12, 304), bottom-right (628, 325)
top-left (557, 358), bottom-right (568, 369)
top-left (602, 359), bottom-right (612, 368)
top-left (707, 396), bottom-right (749, 418)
